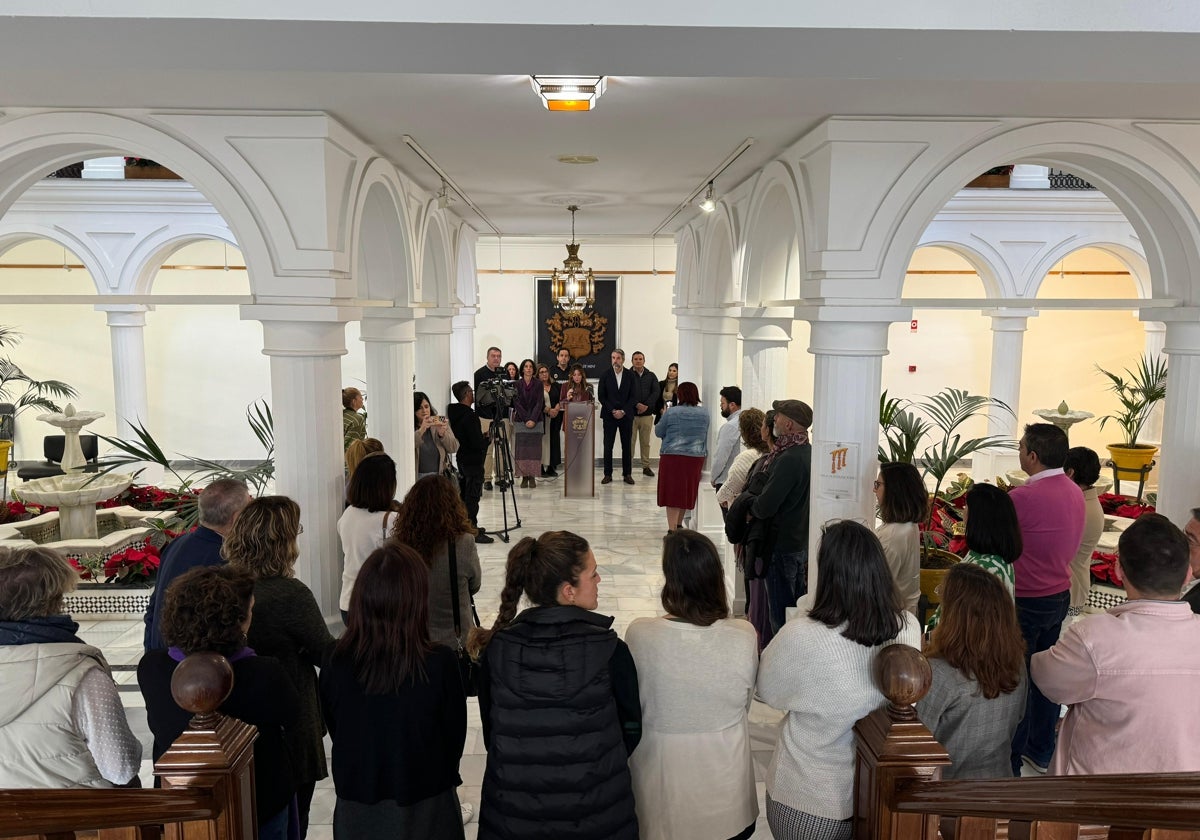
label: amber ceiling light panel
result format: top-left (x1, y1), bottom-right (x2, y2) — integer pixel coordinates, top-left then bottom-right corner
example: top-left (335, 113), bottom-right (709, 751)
top-left (531, 76), bottom-right (607, 112)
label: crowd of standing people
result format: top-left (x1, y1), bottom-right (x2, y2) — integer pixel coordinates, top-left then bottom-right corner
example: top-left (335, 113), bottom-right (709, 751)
top-left (4, 359), bottom-right (1200, 840)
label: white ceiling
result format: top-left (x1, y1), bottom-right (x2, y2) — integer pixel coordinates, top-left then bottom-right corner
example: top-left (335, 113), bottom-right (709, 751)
top-left (4, 12), bottom-right (1200, 235)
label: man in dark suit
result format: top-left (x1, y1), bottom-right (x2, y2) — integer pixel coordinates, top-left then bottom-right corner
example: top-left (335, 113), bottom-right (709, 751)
top-left (143, 478), bottom-right (251, 650)
top-left (597, 348), bottom-right (638, 485)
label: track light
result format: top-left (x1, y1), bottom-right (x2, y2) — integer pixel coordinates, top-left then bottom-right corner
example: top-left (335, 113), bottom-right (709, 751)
top-left (698, 182), bottom-right (716, 213)
top-left (436, 179), bottom-right (454, 210)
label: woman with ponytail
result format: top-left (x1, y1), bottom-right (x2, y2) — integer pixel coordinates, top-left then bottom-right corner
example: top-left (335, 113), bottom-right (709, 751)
top-left (469, 531), bottom-right (641, 840)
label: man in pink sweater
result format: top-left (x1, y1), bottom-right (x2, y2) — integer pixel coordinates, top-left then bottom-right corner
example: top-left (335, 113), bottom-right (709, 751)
top-left (1032, 513), bottom-right (1200, 774)
top-left (1007, 423), bottom-right (1085, 776)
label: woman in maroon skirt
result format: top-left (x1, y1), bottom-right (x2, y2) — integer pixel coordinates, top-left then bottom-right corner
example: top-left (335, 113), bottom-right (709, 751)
top-left (653, 381), bottom-right (710, 533)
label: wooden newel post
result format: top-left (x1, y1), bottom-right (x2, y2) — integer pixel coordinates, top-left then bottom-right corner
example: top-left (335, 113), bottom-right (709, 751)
top-left (853, 645), bottom-right (951, 840)
top-left (154, 653), bottom-right (259, 840)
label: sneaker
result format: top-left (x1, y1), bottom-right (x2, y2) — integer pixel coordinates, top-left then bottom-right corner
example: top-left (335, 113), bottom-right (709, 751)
top-left (601, 475), bottom-right (613, 484)
top-left (1021, 755), bottom-right (1049, 775)
top-left (643, 467), bottom-right (655, 477)
top-left (623, 475), bottom-right (635, 485)
top-left (484, 481), bottom-right (493, 491)
top-left (460, 802), bottom-right (475, 824)
top-left (475, 532), bottom-right (494, 545)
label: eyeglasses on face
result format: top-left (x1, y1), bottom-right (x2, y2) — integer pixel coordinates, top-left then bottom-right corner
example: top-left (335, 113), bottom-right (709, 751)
top-left (872, 479), bottom-right (883, 490)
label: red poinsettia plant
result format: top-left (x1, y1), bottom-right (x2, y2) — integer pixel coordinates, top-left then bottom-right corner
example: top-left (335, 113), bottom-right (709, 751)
top-left (71, 536), bottom-right (164, 585)
top-left (1097, 493), bottom-right (1155, 519)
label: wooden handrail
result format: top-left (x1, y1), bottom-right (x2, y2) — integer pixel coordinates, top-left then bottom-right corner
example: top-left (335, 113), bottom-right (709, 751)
top-left (854, 645), bottom-right (1200, 840)
top-left (890, 774), bottom-right (1200, 830)
top-left (0, 789), bottom-right (214, 836)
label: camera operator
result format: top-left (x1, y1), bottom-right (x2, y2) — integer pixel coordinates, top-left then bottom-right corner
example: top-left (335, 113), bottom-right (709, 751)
top-left (447, 381), bottom-right (494, 544)
top-left (473, 346), bottom-right (504, 490)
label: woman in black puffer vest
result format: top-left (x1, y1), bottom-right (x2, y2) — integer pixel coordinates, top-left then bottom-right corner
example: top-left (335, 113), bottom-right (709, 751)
top-left (468, 530), bottom-right (641, 840)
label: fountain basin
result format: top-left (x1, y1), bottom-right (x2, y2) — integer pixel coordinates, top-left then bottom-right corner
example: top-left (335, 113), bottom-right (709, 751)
top-left (19, 473), bottom-right (135, 539)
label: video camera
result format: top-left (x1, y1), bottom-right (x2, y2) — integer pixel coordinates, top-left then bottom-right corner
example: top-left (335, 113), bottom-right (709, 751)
top-left (475, 375), bottom-right (516, 413)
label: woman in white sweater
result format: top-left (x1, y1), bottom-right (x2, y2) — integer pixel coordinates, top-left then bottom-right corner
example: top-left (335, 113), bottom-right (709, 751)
top-left (626, 530), bottom-right (759, 840)
top-left (873, 461), bottom-right (928, 613)
top-left (757, 520), bottom-right (920, 840)
top-left (336, 452), bottom-right (398, 623)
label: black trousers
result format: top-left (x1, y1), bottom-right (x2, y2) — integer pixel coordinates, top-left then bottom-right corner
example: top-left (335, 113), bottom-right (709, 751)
top-left (549, 410), bottom-right (564, 468)
top-left (602, 415), bottom-right (634, 477)
top-left (458, 463), bottom-right (484, 528)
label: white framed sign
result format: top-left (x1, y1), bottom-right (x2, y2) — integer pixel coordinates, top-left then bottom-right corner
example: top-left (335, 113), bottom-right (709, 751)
top-left (815, 440), bottom-right (860, 501)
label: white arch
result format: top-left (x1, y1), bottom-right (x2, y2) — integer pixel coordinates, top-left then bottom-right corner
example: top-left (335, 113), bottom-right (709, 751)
top-left (740, 161), bottom-right (807, 304)
top-left (348, 163), bottom-right (416, 305)
top-left (1025, 237), bottom-right (1152, 300)
top-left (0, 225), bottom-right (111, 291)
top-left (417, 207), bottom-right (454, 307)
top-left (126, 225), bottom-right (239, 295)
top-left (674, 226), bottom-right (699, 308)
top-left (454, 222), bottom-right (478, 308)
top-left (879, 121), bottom-right (1200, 304)
top-left (0, 112), bottom-right (276, 291)
top-left (911, 239), bottom-right (1008, 298)
top-left (698, 207), bottom-right (737, 307)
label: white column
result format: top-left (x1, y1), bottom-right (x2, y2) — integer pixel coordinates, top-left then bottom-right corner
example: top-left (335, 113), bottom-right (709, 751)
top-left (449, 306), bottom-right (477, 384)
top-left (82, 157), bottom-right (126, 180)
top-left (1142, 320), bottom-right (1167, 446)
top-left (361, 309), bottom-right (418, 496)
top-left (739, 308), bottom-right (793, 411)
top-left (415, 309), bottom-right (455, 412)
top-left (674, 311), bottom-right (704, 388)
top-left (802, 306), bottom-right (910, 593)
top-left (97, 304), bottom-right (150, 438)
top-left (975, 309), bottom-right (1036, 482)
top-left (1144, 309), bottom-right (1200, 526)
top-left (1009, 164), bottom-right (1051, 189)
top-left (246, 304), bottom-right (354, 619)
top-left (695, 315), bottom-right (739, 530)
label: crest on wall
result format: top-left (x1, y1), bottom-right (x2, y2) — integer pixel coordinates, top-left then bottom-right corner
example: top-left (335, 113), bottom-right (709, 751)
top-left (546, 310), bottom-right (608, 361)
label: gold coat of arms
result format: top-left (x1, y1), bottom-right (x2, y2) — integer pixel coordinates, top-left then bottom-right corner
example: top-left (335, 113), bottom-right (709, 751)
top-left (546, 310), bottom-right (608, 360)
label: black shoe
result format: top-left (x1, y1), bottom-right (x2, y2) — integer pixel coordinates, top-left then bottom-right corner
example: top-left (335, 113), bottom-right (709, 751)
top-left (541, 466), bottom-right (549, 477)
top-left (475, 532), bottom-right (495, 544)
top-left (643, 467), bottom-right (655, 477)
top-left (529, 478), bottom-right (537, 488)
top-left (546, 467), bottom-right (558, 477)
top-left (484, 481), bottom-right (493, 491)
top-left (601, 475), bottom-right (613, 485)
top-left (623, 475), bottom-right (635, 485)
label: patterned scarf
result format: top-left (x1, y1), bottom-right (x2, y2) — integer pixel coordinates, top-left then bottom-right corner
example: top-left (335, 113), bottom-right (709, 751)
top-left (763, 428), bottom-right (810, 468)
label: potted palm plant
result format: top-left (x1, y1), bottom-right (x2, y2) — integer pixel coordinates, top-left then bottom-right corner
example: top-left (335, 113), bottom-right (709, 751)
top-left (880, 388), bottom-right (1016, 607)
top-left (1096, 354), bottom-right (1167, 483)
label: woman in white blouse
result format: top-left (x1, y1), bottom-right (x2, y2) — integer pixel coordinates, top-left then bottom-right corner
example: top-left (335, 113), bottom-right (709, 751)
top-left (626, 530), bottom-right (759, 840)
top-left (873, 461), bottom-right (928, 613)
top-left (714, 407), bottom-right (768, 509)
top-left (336, 452), bottom-right (398, 623)
top-left (757, 520), bottom-right (920, 840)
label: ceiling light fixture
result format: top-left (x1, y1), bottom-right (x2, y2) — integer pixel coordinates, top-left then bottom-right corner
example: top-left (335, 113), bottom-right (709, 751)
top-left (549, 205), bottom-right (595, 313)
top-left (698, 182), bottom-right (717, 213)
top-left (531, 76), bottom-right (607, 112)
top-left (401, 135), bottom-right (501, 236)
top-left (651, 138), bottom-right (756, 236)
top-left (436, 178), bottom-right (454, 210)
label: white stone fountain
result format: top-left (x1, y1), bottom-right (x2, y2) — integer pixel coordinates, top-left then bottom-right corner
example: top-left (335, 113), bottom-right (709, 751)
top-left (1033, 400), bottom-right (1095, 437)
top-left (18, 405), bottom-right (134, 539)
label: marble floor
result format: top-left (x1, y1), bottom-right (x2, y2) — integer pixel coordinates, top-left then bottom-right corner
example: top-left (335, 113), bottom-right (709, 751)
top-left (78, 471), bottom-right (786, 840)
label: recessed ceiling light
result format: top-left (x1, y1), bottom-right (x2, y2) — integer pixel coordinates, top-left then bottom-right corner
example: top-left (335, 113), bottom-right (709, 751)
top-left (556, 155), bottom-right (599, 165)
top-left (531, 76), bottom-right (607, 112)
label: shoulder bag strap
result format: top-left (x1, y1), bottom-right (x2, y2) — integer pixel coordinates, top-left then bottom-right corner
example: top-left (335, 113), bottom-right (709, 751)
top-left (448, 538), bottom-right (463, 645)
top-left (382, 510), bottom-right (390, 539)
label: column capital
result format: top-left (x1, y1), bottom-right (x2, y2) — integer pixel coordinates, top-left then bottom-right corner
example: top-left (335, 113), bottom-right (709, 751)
top-left (983, 308), bottom-right (1038, 331)
top-left (795, 302), bottom-right (911, 325)
top-left (738, 306), bottom-right (794, 343)
top-left (414, 307), bottom-right (457, 336)
top-left (1143, 306), bottom-right (1200, 324)
top-left (242, 302), bottom-right (361, 325)
top-left (96, 303), bottom-right (150, 327)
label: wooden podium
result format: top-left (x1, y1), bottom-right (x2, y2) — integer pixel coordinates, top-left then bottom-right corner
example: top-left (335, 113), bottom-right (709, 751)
top-left (563, 401), bottom-right (596, 498)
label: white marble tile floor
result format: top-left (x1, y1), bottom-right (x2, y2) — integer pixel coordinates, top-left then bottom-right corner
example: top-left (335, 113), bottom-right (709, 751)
top-left (77, 474), bottom-right (784, 839)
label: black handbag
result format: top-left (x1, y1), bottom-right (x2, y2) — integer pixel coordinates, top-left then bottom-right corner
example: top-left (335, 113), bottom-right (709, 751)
top-left (448, 538), bottom-right (481, 696)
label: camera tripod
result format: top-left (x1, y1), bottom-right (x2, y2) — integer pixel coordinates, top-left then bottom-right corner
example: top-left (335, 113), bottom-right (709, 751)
top-left (488, 418), bottom-right (522, 542)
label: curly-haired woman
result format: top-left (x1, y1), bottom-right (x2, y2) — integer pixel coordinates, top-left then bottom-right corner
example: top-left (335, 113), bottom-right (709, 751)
top-left (139, 565), bottom-right (302, 840)
top-left (224, 496), bottom-right (335, 837)
top-left (392, 475), bottom-right (482, 650)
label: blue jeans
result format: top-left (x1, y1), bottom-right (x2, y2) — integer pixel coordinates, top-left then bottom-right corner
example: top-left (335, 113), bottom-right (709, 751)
top-left (766, 547), bottom-right (808, 633)
top-left (1011, 589), bottom-right (1070, 773)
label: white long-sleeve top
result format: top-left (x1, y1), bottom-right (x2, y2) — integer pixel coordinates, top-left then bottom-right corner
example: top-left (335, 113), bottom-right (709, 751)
top-left (715, 448), bottom-right (763, 507)
top-left (756, 608), bottom-right (921, 820)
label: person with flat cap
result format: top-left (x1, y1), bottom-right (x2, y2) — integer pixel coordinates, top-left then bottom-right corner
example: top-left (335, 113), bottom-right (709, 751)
top-left (751, 399), bottom-right (813, 634)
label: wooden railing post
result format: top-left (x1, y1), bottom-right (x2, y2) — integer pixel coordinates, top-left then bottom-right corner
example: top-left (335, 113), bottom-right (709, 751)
top-left (853, 645), bottom-right (951, 840)
top-left (153, 653), bottom-right (258, 840)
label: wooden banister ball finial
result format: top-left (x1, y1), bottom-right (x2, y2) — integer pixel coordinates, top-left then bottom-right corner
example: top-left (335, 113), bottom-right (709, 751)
top-left (170, 652), bottom-right (234, 729)
top-left (875, 644), bottom-right (932, 718)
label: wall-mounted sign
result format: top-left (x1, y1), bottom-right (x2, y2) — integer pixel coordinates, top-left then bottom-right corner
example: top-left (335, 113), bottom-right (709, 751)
top-left (815, 440), bottom-right (860, 501)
